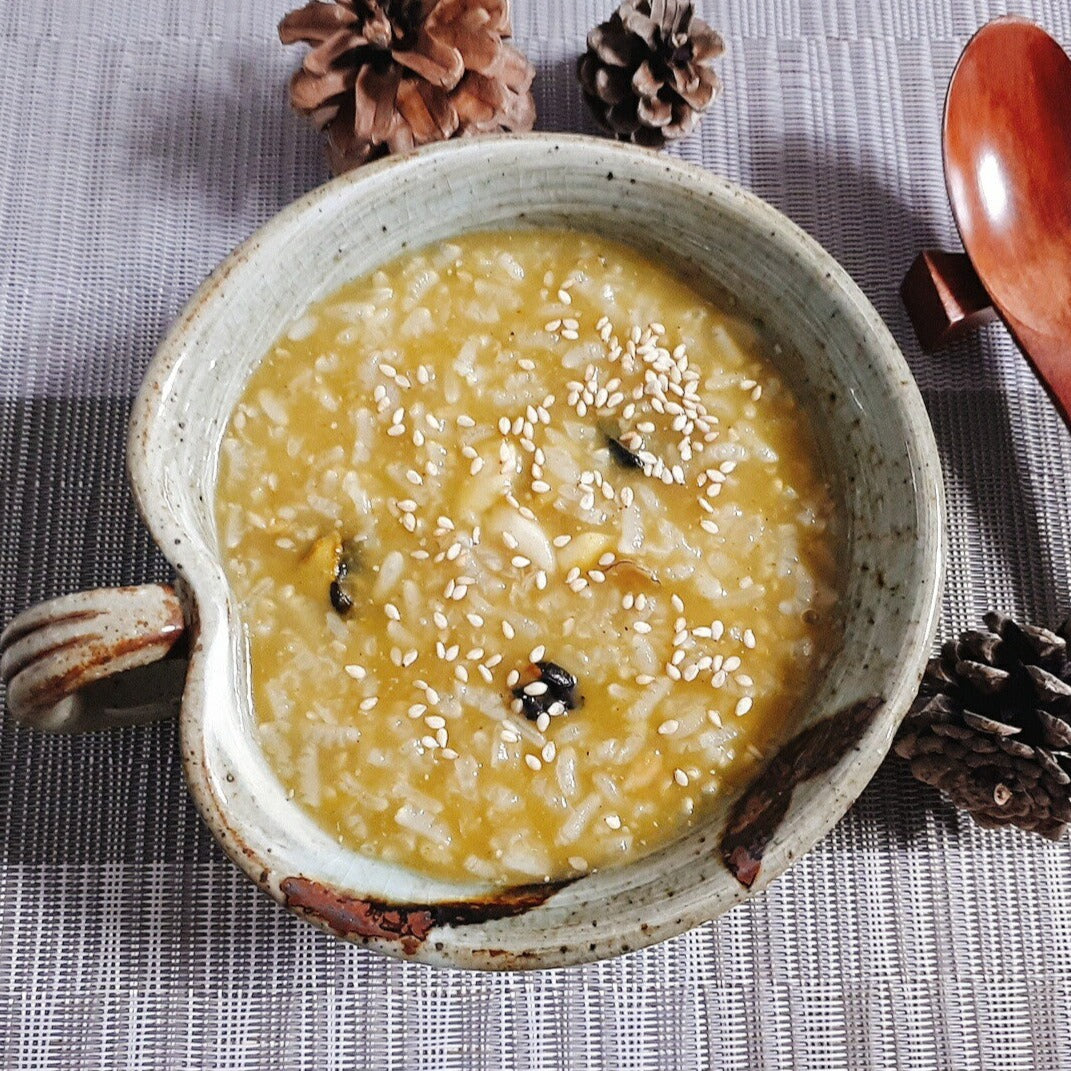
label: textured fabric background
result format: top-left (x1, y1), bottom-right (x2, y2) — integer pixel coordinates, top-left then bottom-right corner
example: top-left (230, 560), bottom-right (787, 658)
top-left (2, 1), bottom-right (1071, 1068)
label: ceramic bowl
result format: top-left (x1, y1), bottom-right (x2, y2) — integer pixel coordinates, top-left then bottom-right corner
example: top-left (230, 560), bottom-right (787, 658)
top-left (0, 134), bottom-right (944, 968)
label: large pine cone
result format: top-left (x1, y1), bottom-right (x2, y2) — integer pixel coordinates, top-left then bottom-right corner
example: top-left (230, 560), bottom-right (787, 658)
top-left (280, 0), bottom-right (536, 173)
top-left (895, 612), bottom-right (1071, 840)
top-left (577, 0), bottom-right (723, 147)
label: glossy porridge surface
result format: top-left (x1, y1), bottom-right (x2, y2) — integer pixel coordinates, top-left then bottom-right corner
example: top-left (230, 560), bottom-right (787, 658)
top-left (216, 229), bottom-right (840, 884)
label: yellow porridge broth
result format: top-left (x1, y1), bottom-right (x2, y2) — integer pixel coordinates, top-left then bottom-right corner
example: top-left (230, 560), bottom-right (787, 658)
top-left (216, 230), bottom-right (840, 885)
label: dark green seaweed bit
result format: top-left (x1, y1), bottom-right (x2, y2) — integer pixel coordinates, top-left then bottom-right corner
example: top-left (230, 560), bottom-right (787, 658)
top-left (606, 433), bottom-right (644, 470)
top-left (536, 662), bottom-right (578, 706)
top-left (329, 540), bottom-right (363, 616)
top-left (329, 577), bottom-right (353, 615)
top-left (512, 661), bottom-right (580, 721)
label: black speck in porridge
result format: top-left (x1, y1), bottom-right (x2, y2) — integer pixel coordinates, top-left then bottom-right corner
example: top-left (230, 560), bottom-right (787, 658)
top-left (216, 230), bottom-right (841, 884)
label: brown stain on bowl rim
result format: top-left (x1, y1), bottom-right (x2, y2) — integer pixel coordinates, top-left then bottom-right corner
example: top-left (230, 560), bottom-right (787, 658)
top-left (280, 874), bottom-right (573, 954)
top-left (720, 695), bottom-right (885, 887)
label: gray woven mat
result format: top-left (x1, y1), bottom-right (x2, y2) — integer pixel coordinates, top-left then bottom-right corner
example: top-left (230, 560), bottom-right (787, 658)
top-left (2, 1), bottom-right (1071, 1068)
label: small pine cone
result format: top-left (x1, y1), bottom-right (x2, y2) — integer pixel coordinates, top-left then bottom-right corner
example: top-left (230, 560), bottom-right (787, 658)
top-left (577, 0), bottom-right (723, 147)
top-left (895, 612), bottom-right (1071, 840)
top-left (280, 0), bottom-right (536, 174)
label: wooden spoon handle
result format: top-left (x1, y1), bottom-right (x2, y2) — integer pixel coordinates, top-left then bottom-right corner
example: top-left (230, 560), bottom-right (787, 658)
top-left (900, 250), bottom-right (998, 352)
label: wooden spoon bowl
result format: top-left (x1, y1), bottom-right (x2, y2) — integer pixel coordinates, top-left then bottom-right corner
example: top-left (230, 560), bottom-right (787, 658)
top-left (902, 17), bottom-right (1071, 425)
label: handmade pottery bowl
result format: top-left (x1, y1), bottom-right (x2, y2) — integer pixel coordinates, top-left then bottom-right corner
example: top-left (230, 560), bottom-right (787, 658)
top-left (0, 135), bottom-right (944, 969)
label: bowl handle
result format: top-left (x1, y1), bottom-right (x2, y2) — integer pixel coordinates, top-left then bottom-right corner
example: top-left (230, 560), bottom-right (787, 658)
top-left (0, 585), bottom-right (187, 733)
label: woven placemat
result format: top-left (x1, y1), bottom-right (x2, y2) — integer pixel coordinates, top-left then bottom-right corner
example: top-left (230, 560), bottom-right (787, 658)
top-left (2, 1), bottom-right (1071, 1067)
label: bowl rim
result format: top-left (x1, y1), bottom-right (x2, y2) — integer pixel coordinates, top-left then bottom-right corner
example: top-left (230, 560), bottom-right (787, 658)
top-left (128, 132), bottom-right (945, 969)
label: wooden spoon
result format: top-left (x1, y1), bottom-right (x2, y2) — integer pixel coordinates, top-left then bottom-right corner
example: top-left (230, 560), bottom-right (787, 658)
top-left (902, 17), bottom-right (1071, 425)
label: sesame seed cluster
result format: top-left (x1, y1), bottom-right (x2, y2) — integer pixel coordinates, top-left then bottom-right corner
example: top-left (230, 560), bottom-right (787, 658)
top-left (218, 230), bottom-right (840, 885)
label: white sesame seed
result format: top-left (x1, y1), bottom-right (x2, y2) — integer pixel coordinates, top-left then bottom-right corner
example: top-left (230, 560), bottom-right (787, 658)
top-left (636, 674), bottom-right (655, 685)
top-left (532, 480), bottom-right (551, 494)
top-left (405, 469), bottom-right (423, 486)
top-left (553, 534), bottom-right (572, 547)
top-left (671, 649), bottom-right (686, 666)
top-left (530, 644), bottom-right (546, 662)
top-left (666, 664), bottom-right (682, 681)
top-left (344, 664), bottom-right (366, 680)
top-left (385, 603), bottom-right (401, 621)
top-left (421, 735), bottom-right (438, 750)
top-left (502, 620), bottom-right (516, 640)
top-left (536, 712), bottom-right (551, 732)
top-left (558, 289), bottom-right (572, 304)
top-left (711, 620), bottom-right (725, 640)
top-left (605, 814), bottom-right (622, 830)
top-left (724, 656), bottom-right (742, 672)
top-left (425, 686), bottom-right (440, 704)
top-left (535, 570), bottom-right (548, 590)
top-left (387, 424), bottom-right (406, 437)
top-left (735, 696), bottom-right (753, 717)
top-left (674, 769), bottom-right (690, 787)
top-left (672, 594), bottom-right (685, 613)
top-left (485, 653), bottom-right (503, 668)
top-left (542, 742), bottom-right (557, 763)
top-left (408, 703), bottom-right (427, 718)
top-left (589, 569), bottom-right (606, 583)
top-left (525, 754), bottom-right (542, 771)
top-left (683, 664), bottom-right (700, 682)
top-left (454, 665), bottom-right (468, 683)
top-left (398, 499), bottom-right (417, 513)
top-left (506, 668), bottom-right (520, 688)
top-left (633, 621), bottom-right (652, 634)
top-left (433, 611), bottom-right (448, 629)
top-left (457, 414), bottom-right (475, 427)
top-left (438, 516), bottom-right (454, 530)
top-left (511, 555), bottom-right (531, 569)
top-left (412, 429), bottom-right (425, 447)
top-left (737, 674), bottom-right (754, 687)
top-left (466, 612), bottom-right (484, 627)
top-left (524, 681), bottom-right (548, 697)
top-left (478, 664), bottom-right (493, 683)
top-left (712, 670), bottom-right (727, 688)
top-left (445, 644), bottom-right (459, 661)
top-left (470, 457), bottom-right (484, 476)
top-left (402, 649), bottom-right (418, 667)
top-left (544, 319), bottom-right (561, 333)
top-left (359, 697), bottom-right (378, 711)
top-left (658, 719), bottom-right (679, 736)
top-left (700, 519), bottom-right (720, 535)
top-left (743, 629), bottom-right (756, 649)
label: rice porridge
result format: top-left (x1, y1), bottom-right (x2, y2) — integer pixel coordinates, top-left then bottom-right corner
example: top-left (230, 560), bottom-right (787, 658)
top-left (216, 229), bottom-right (841, 885)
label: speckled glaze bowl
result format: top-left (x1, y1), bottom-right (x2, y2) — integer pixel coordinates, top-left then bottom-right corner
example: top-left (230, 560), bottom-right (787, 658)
top-left (0, 135), bottom-right (944, 968)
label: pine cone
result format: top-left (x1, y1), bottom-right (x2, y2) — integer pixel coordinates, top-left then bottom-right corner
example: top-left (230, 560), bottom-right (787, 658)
top-left (895, 612), bottom-right (1071, 840)
top-left (577, 0), bottom-right (723, 147)
top-left (279, 0), bottom-right (536, 174)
